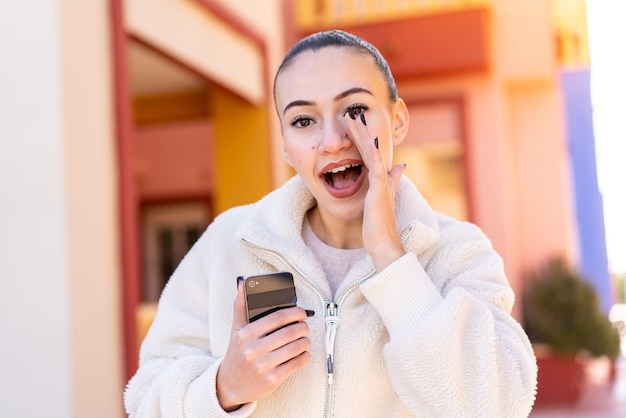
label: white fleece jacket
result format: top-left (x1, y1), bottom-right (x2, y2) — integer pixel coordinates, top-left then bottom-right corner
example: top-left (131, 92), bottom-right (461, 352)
top-left (125, 175), bottom-right (537, 418)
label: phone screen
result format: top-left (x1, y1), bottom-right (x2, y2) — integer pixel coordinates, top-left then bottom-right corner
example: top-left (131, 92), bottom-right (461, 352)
top-left (244, 272), bottom-right (297, 322)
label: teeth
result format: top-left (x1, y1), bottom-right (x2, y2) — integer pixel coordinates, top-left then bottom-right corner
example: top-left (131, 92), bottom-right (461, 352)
top-left (327, 164), bottom-right (360, 174)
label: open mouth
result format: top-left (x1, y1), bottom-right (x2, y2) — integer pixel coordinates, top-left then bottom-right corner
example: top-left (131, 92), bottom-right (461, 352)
top-left (323, 163), bottom-right (363, 188)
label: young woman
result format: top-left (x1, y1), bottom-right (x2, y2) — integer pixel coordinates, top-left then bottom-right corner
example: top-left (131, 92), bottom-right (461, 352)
top-left (125, 30), bottom-right (537, 417)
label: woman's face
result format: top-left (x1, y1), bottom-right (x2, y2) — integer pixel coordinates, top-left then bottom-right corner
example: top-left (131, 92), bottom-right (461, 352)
top-left (274, 46), bottom-right (407, 223)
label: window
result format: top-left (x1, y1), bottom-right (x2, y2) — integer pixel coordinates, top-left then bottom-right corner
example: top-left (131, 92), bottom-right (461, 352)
top-left (393, 99), bottom-right (469, 220)
top-left (141, 202), bottom-right (209, 302)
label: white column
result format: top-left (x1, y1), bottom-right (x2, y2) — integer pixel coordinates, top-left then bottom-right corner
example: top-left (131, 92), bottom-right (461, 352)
top-left (0, 1), bottom-right (124, 417)
top-left (0, 2), bottom-right (73, 417)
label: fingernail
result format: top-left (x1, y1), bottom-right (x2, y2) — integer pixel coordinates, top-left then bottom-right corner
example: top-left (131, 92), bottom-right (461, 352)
top-left (305, 309), bottom-right (315, 317)
top-left (360, 113), bottom-right (367, 126)
top-left (236, 276), bottom-right (244, 289)
top-left (374, 137), bottom-right (379, 149)
top-left (402, 162), bottom-right (407, 169)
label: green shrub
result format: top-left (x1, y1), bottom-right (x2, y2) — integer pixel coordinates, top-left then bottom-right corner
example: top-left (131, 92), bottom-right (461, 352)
top-left (523, 258), bottom-right (620, 358)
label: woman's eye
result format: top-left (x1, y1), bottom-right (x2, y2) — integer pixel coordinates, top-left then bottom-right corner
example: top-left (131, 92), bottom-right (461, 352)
top-left (345, 104), bottom-right (369, 119)
top-left (290, 116), bottom-right (314, 128)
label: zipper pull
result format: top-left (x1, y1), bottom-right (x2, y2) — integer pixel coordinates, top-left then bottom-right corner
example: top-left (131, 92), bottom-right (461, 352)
top-left (325, 302), bottom-right (339, 385)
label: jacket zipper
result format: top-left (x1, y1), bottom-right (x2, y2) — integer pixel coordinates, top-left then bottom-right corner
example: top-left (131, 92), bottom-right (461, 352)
top-left (242, 224), bottom-right (413, 417)
top-left (323, 302), bottom-right (338, 418)
top-left (325, 302), bottom-right (339, 385)
top-left (322, 273), bottom-right (375, 418)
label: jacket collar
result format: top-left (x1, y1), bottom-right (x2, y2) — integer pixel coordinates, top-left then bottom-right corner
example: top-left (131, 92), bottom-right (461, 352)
top-left (236, 175), bottom-right (440, 274)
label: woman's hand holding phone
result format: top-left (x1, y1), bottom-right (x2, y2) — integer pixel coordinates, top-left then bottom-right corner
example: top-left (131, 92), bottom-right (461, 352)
top-left (216, 281), bottom-right (312, 412)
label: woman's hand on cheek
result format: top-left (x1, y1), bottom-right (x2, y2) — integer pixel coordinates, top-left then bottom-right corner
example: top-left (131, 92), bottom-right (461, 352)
top-left (345, 112), bottom-right (406, 272)
top-left (216, 281), bottom-right (312, 411)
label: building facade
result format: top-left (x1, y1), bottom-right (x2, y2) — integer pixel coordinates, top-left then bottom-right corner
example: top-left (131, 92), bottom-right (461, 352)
top-left (0, 0), bottom-right (610, 416)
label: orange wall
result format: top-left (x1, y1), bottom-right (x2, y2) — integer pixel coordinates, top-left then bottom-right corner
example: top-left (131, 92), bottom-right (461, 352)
top-left (212, 88), bottom-right (273, 214)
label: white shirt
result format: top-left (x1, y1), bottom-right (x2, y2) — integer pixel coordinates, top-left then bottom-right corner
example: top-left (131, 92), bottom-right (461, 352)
top-left (302, 216), bottom-right (367, 298)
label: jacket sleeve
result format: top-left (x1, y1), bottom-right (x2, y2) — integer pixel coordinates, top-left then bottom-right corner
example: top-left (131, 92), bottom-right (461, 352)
top-left (123, 238), bottom-right (256, 418)
top-left (359, 220), bottom-right (537, 418)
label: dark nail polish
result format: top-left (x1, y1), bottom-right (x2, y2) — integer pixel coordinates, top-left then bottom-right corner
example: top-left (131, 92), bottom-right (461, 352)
top-left (236, 276), bottom-right (244, 288)
top-left (305, 309), bottom-right (315, 317)
top-left (360, 113), bottom-right (367, 126)
top-left (374, 137), bottom-right (379, 149)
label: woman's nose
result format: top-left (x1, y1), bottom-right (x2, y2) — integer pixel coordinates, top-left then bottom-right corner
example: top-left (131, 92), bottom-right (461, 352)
top-left (318, 119), bottom-right (352, 154)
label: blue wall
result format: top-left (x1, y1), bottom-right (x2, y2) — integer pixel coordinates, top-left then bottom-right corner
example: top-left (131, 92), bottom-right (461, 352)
top-left (561, 69), bottom-right (613, 313)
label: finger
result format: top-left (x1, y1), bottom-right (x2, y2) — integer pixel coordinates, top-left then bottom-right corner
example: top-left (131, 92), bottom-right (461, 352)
top-left (276, 350), bottom-right (312, 379)
top-left (232, 279), bottom-right (249, 330)
top-left (250, 349), bottom-right (312, 396)
top-left (261, 336), bottom-right (312, 371)
top-left (343, 112), bottom-right (375, 168)
top-left (366, 135), bottom-right (389, 179)
top-left (250, 306), bottom-right (308, 337)
top-left (388, 162), bottom-right (406, 193)
top-left (262, 320), bottom-right (310, 352)
top-left (345, 113), bottom-right (391, 179)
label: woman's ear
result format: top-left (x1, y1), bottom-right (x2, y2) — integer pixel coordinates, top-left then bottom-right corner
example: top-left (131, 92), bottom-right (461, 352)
top-left (391, 98), bottom-right (409, 146)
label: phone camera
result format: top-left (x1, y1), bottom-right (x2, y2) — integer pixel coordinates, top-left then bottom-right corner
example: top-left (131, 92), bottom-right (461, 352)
top-left (248, 281), bottom-right (256, 288)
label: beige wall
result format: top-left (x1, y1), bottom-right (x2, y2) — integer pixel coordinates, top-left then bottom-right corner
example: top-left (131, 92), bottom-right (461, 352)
top-left (125, 0), bottom-right (265, 104)
top-left (0, 1), bottom-right (124, 417)
top-left (60, 1), bottom-right (125, 417)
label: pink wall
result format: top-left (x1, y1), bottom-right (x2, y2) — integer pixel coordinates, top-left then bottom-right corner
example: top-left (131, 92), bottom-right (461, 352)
top-left (134, 120), bottom-right (215, 201)
top-left (509, 84), bottom-right (576, 270)
top-left (395, 0), bottom-right (577, 318)
top-left (399, 79), bottom-right (575, 318)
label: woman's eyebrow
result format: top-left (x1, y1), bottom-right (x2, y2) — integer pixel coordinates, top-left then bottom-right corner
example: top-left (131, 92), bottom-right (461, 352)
top-left (333, 87), bottom-right (373, 101)
top-left (282, 88), bottom-right (373, 115)
top-left (283, 100), bottom-right (314, 115)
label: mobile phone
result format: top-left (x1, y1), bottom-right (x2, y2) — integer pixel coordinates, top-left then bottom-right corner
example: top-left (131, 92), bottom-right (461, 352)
top-left (243, 272), bottom-right (297, 322)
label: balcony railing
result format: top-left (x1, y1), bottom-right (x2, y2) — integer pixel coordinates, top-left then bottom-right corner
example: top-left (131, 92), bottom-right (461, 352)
top-left (295, 0), bottom-right (490, 29)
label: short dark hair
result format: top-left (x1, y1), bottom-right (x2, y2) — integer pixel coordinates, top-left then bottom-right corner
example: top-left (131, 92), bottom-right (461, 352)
top-left (273, 30), bottom-right (398, 102)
